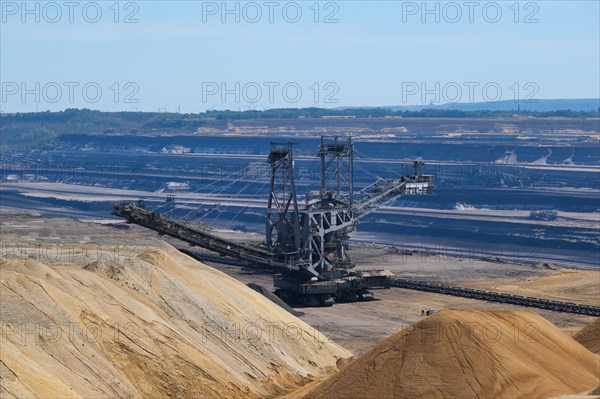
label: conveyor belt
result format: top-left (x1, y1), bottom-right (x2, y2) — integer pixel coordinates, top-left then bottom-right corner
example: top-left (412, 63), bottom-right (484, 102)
top-left (180, 250), bottom-right (253, 268)
top-left (115, 204), bottom-right (599, 315)
top-left (179, 251), bottom-right (600, 316)
top-left (113, 203), bottom-right (294, 270)
top-left (392, 278), bottom-right (600, 316)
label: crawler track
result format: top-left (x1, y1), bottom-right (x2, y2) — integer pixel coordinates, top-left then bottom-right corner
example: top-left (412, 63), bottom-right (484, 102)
top-left (392, 278), bottom-right (600, 316)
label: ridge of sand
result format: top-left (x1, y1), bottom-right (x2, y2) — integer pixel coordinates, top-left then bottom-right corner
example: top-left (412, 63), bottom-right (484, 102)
top-left (0, 246), bottom-right (350, 398)
top-left (574, 318), bottom-right (600, 354)
top-left (299, 309), bottom-right (600, 399)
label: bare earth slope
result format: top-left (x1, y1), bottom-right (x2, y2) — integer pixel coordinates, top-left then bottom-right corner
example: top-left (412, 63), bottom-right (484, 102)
top-left (575, 318), bottom-right (600, 354)
top-left (300, 309), bottom-right (600, 399)
top-left (0, 246), bottom-right (350, 398)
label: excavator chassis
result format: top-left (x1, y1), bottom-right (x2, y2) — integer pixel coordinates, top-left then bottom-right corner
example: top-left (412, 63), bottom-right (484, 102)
top-left (273, 272), bottom-right (391, 307)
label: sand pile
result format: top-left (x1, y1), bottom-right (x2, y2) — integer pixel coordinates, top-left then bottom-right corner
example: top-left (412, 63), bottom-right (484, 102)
top-left (0, 246), bottom-right (350, 398)
top-left (574, 318), bottom-right (600, 354)
top-left (300, 309), bottom-right (600, 399)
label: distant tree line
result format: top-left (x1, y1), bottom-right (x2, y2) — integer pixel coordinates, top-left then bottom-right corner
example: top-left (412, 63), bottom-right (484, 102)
top-left (1, 107), bottom-right (598, 152)
top-left (203, 107), bottom-right (600, 119)
top-left (4, 107), bottom-right (598, 124)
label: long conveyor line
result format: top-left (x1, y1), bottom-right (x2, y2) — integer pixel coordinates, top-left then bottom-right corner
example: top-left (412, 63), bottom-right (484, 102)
top-left (392, 278), bottom-right (600, 317)
top-left (179, 250), bottom-right (600, 317)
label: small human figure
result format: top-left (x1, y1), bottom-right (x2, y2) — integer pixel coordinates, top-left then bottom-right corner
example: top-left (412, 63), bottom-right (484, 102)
top-left (421, 309), bottom-right (425, 316)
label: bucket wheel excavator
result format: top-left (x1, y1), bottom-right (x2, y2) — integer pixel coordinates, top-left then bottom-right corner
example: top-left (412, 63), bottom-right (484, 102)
top-left (113, 136), bottom-right (433, 306)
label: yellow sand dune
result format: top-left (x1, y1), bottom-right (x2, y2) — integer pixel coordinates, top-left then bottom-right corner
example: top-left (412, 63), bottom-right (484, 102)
top-left (0, 247), bottom-right (350, 398)
top-left (300, 309), bottom-right (600, 399)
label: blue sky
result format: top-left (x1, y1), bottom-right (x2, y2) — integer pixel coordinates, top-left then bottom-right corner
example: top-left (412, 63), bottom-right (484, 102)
top-left (1, 1), bottom-right (599, 112)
